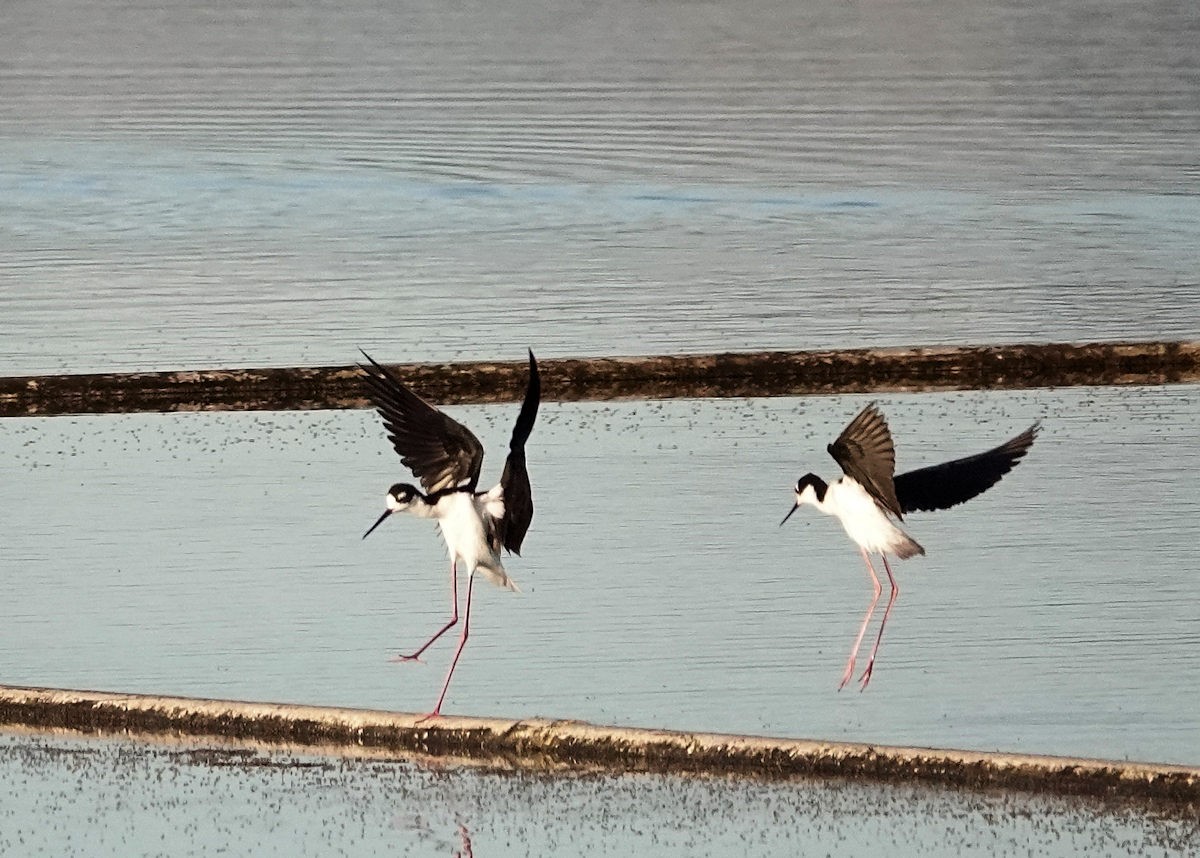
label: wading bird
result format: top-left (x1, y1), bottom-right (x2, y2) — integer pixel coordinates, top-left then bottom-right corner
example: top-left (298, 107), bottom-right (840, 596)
top-left (781, 403), bottom-right (1038, 690)
top-left (360, 350), bottom-right (539, 718)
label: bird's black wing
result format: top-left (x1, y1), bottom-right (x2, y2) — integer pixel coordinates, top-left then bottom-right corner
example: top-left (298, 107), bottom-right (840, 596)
top-left (359, 351), bottom-right (484, 494)
top-left (495, 350), bottom-right (540, 554)
top-left (894, 423), bottom-right (1040, 514)
top-left (827, 402), bottom-right (904, 518)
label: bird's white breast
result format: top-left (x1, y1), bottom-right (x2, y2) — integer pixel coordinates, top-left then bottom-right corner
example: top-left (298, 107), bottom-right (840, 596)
top-left (433, 493), bottom-right (488, 564)
top-left (431, 490), bottom-right (514, 588)
top-left (826, 479), bottom-right (912, 555)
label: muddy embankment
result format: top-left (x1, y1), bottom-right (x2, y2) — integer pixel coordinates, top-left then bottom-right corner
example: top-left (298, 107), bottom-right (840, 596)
top-left (2, 340), bottom-right (1198, 417)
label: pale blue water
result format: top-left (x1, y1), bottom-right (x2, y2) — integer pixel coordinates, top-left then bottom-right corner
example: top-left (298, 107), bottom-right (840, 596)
top-left (2, 0), bottom-right (1199, 851)
top-left (1, 0), bottom-right (1198, 375)
top-left (3, 387), bottom-right (1198, 767)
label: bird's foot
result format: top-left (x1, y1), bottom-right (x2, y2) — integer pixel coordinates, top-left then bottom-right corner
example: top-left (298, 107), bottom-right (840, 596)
top-left (858, 662), bottom-right (875, 690)
top-left (415, 710), bottom-right (442, 725)
top-left (390, 653), bottom-right (425, 665)
top-left (838, 660), bottom-right (857, 691)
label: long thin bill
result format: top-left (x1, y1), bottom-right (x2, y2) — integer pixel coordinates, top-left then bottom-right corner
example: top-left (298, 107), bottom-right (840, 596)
top-left (362, 508), bottom-right (392, 540)
top-left (779, 503), bottom-right (800, 527)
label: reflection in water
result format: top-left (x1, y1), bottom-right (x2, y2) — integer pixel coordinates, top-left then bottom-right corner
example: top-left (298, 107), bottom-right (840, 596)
top-left (455, 824), bottom-right (474, 858)
top-left (390, 812), bottom-right (474, 857)
top-left (0, 732), bottom-right (1196, 858)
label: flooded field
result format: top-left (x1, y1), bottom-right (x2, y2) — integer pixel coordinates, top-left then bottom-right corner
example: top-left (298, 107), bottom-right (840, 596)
top-left (1, 731), bottom-right (1196, 857)
top-left (2, 0), bottom-right (1199, 849)
top-left (2, 386), bottom-right (1197, 768)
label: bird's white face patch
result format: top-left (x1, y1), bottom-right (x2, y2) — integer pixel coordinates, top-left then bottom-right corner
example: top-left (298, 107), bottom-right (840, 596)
top-left (795, 484), bottom-right (819, 506)
top-left (386, 492), bottom-right (411, 511)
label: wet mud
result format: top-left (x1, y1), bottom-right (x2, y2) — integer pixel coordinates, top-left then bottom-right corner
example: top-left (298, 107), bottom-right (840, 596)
top-left (2, 340), bottom-right (1197, 417)
top-left (1, 684), bottom-right (1196, 805)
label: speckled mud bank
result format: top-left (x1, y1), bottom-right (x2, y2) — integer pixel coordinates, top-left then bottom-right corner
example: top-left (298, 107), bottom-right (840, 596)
top-left (1, 685), bottom-right (1195, 804)
top-left (1, 340), bottom-right (1197, 417)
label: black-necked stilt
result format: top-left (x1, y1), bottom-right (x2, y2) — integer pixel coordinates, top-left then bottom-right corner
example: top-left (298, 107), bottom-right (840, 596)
top-left (780, 402), bottom-right (1039, 690)
top-left (360, 350), bottom-right (540, 719)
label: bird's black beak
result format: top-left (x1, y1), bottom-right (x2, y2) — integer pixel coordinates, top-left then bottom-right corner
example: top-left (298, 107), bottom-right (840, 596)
top-left (780, 502), bottom-right (800, 527)
top-left (362, 508), bottom-right (392, 540)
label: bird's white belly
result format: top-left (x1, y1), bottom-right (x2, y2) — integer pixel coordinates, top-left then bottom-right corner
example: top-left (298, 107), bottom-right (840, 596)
top-left (827, 480), bottom-right (908, 555)
top-left (434, 493), bottom-right (490, 569)
top-left (433, 491), bottom-right (515, 589)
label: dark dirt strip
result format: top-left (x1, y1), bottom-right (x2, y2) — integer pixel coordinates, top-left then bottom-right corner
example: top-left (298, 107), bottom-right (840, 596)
top-left (2, 340), bottom-right (1197, 417)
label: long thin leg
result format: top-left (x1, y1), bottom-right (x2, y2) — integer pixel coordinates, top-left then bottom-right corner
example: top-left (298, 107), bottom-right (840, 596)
top-left (420, 571), bottom-right (475, 721)
top-left (859, 554), bottom-right (899, 689)
top-left (839, 548), bottom-right (883, 690)
top-left (393, 559), bottom-right (458, 663)
top-left (454, 824), bottom-right (474, 858)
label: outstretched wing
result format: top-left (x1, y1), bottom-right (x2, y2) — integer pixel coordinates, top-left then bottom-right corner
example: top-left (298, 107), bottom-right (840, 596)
top-left (827, 402), bottom-right (904, 518)
top-left (359, 351), bottom-right (484, 494)
top-left (895, 423), bottom-right (1040, 514)
top-left (494, 350), bottom-right (540, 554)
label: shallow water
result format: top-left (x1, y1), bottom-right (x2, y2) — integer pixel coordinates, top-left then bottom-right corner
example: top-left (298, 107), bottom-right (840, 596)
top-left (2, 385), bottom-right (1198, 766)
top-left (0, 732), bottom-right (1196, 858)
top-left (2, 0), bottom-right (1199, 374)
top-left (2, 0), bottom-right (1199, 848)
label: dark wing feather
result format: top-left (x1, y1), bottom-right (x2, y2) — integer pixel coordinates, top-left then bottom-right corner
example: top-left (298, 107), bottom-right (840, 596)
top-left (495, 350), bottom-right (540, 554)
top-left (827, 402), bottom-right (904, 518)
top-left (359, 351), bottom-right (484, 494)
top-left (895, 423), bottom-right (1040, 514)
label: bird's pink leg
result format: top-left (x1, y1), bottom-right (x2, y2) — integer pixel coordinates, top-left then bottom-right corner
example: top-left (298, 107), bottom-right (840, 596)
top-left (419, 571), bottom-right (475, 721)
top-left (454, 824), bottom-right (474, 858)
top-left (393, 559), bottom-right (458, 663)
top-left (839, 548), bottom-right (883, 690)
top-left (858, 554), bottom-right (899, 689)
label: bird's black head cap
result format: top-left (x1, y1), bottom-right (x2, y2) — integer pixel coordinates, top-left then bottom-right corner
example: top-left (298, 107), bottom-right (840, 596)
top-left (388, 483), bottom-right (421, 503)
top-left (794, 473), bottom-right (828, 501)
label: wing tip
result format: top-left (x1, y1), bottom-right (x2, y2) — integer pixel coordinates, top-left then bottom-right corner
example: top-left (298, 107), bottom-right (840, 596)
top-left (357, 349), bottom-right (393, 382)
top-left (509, 349), bottom-right (541, 451)
top-left (1007, 420), bottom-right (1042, 458)
top-left (526, 348), bottom-right (541, 389)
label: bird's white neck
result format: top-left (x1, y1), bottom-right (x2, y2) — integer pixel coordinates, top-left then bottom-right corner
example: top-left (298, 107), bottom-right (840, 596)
top-left (388, 491), bottom-right (443, 520)
top-left (794, 476), bottom-right (838, 517)
top-left (409, 497), bottom-right (441, 519)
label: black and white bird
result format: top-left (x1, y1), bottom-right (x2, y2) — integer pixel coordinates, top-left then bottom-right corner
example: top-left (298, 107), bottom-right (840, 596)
top-left (360, 350), bottom-right (540, 719)
top-left (780, 403), bottom-right (1038, 690)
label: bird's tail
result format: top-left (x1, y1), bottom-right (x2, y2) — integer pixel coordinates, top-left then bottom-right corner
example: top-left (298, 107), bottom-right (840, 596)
top-left (892, 534), bottom-right (926, 560)
top-left (474, 562), bottom-right (521, 592)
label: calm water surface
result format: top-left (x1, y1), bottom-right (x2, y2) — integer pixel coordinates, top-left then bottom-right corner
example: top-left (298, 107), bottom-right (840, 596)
top-left (2, 1), bottom-right (1199, 851)
top-left (1, 0), bottom-right (1199, 374)
top-left (2, 386), bottom-right (1198, 767)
